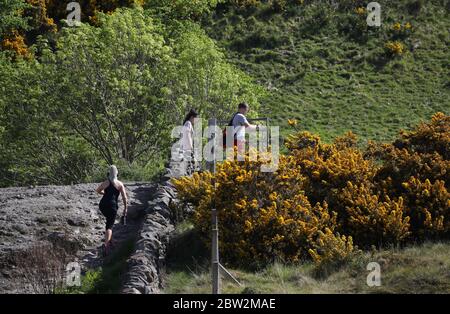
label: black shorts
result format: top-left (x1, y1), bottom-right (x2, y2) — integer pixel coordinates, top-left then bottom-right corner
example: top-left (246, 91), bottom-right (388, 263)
top-left (99, 204), bottom-right (118, 230)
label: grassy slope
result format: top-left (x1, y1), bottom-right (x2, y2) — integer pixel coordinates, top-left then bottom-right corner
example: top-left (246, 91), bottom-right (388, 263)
top-left (163, 223), bottom-right (450, 294)
top-left (202, 1), bottom-right (449, 143)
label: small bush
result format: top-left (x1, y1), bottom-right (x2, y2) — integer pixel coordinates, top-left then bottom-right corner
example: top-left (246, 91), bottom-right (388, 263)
top-left (389, 22), bottom-right (414, 40)
top-left (384, 41), bottom-right (406, 56)
top-left (12, 241), bottom-right (72, 294)
top-left (308, 228), bottom-right (356, 276)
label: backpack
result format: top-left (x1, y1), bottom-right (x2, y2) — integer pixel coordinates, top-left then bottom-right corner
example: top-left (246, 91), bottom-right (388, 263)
top-left (222, 112), bottom-right (239, 149)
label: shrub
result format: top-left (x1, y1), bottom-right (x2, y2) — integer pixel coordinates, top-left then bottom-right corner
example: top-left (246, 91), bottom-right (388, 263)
top-left (389, 22), bottom-right (414, 40)
top-left (363, 114), bottom-right (450, 240)
top-left (394, 112), bottom-right (450, 160)
top-left (173, 113), bottom-right (449, 267)
top-left (173, 153), bottom-right (345, 268)
top-left (286, 132), bottom-right (376, 216)
top-left (340, 182), bottom-right (411, 246)
top-left (308, 228), bottom-right (355, 272)
top-left (402, 177), bottom-right (449, 238)
top-left (12, 240), bottom-right (73, 294)
top-left (1, 30), bottom-right (30, 58)
top-left (366, 112), bottom-right (450, 192)
top-left (384, 41), bottom-right (406, 56)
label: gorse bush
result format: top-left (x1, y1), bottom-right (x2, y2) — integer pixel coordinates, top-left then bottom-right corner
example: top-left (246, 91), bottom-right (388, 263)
top-left (173, 153), bottom-right (353, 268)
top-left (340, 182), bottom-right (411, 245)
top-left (173, 113), bottom-right (449, 267)
top-left (384, 40), bottom-right (406, 56)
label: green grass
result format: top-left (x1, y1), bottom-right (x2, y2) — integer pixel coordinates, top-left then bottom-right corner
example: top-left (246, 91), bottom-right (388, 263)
top-left (163, 222), bottom-right (450, 294)
top-left (202, 1), bottom-right (450, 143)
top-left (58, 237), bottom-right (137, 294)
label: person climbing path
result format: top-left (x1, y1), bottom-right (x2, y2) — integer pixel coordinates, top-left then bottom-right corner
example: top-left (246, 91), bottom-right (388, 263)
top-left (96, 165), bottom-right (128, 256)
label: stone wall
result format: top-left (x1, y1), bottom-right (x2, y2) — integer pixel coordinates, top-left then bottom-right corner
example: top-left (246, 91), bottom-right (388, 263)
top-left (121, 159), bottom-right (189, 294)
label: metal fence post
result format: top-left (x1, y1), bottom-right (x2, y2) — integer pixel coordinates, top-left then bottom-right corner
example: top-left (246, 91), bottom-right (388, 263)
top-left (208, 118), bottom-right (220, 294)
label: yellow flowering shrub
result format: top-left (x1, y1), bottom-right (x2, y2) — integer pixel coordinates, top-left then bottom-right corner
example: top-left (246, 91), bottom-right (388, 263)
top-left (308, 228), bottom-right (355, 268)
top-left (395, 112), bottom-right (449, 160)
top-left (354, 7), bottom-right (366, 15)
top-left (173, 113), bottom-right (449, 267)
top-left (392, 22), bottom-right (402, 31)
top-left (365, 112), bottom-right (449, 239)
top-left (173, 153), bottom-right (345, 267)
top-left (287, 132), bottom-right (376, 219)
top-left (1, 31), bottom-right (31, 59)
top-left (385, 40), bottom-right (406, 56)
top-left (390, 22), bottom-right (414, 39)
top-left (340, 182), bottom-right (411, 245)
top-left (26, 0), bottom-right (57, 33)
top-left (402, 177), bottom-right (449, 238)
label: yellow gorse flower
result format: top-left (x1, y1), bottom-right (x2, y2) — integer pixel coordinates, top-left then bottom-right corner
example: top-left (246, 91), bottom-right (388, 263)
top-left (287, 119), bottom-right (298, 126)
top-left (355, 7), bottom-right (366, 15)
top-left (392, 22), bottom-right (402, 31)
top-left (385, 41), bottom-right (406, 55)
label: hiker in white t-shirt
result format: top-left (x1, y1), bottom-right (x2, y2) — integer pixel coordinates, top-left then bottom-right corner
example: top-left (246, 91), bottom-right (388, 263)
top-left (231, 102), bottom-right (259, 155)
top-left (182, 109), bottom-right (198, 173)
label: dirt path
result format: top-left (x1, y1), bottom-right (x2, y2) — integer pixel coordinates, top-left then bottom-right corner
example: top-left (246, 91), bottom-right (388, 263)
top-left (0, 182), bottom-right (156, 293)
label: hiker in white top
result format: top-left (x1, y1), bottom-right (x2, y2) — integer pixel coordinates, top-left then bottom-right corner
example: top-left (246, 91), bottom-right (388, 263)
top-left (181, 109), bottom-right (198, 172)
top-left (232, 102), bottom-right (259, 155)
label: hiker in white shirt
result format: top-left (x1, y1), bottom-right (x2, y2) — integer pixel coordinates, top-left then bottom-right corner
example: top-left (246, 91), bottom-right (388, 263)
top-left (231, 102), bottom-right (259, 155)
top-left (182, 109), bottom-right (198, 172)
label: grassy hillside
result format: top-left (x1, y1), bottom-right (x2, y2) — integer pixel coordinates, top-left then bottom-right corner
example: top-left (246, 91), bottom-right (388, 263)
top-left (163, 222), bottom-right (450, 294)
top-left (202, 0), bottom-right (450, 143)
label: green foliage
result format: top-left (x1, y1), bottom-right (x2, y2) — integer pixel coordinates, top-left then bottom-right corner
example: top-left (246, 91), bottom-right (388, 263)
top-left (143, 0), bottom-right (222, 20)
top-left (50, 8), bottom-right (174, 165)
top-left (0, 0), bottom-right (30, 35)
top-left (203, 0), bottom-right (450, 142)
top-left (0, 7), bottom-right (263, 187)
top-left (0, 53), bottom-right (97, 186)
top-left (170, 21), bottom-right (263, 120)
top-left (48, 8), bottom-right (262, 165)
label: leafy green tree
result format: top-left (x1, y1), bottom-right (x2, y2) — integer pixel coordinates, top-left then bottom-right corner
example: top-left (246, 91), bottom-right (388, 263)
top-left (0, 52), bottom-right (96, 187)
top-left (168, 21), bottom-right (263, 120)
top-left (48, 8), bottom-right (175, 165)
top-left (47, 8), bottom-right (262, 165)
top-left (0, 0), bottom-right (30, 38)
top-left (0, 7), bottom-right (263, 187)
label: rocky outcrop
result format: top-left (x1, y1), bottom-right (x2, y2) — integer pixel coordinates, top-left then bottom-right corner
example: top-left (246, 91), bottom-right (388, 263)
top-left (0, 184), bottom-right (105, 293)
top-left (0, 182), bottom-right (155, 294)
top-left (121, 159), bottom-right (190, 294)
top-left (0, 157), bottom-right (192, 294)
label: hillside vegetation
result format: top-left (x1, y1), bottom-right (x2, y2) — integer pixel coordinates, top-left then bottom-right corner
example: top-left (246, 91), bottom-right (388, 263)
top-left (164, 222), bottom-right (450, 294)
top-left (0, 1), bottom-right (448, 186)
top-left (202, 0), bottom-right (450, 142)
